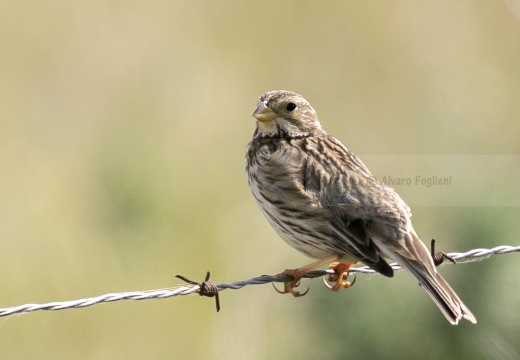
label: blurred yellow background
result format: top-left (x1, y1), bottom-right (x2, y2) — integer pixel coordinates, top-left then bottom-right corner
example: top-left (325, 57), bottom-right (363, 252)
top-left (1, 1), bottom-right (520, 359)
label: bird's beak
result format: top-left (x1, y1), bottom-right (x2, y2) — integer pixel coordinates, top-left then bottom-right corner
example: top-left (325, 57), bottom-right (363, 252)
top-left (252, 101), bottom-right (276, 122)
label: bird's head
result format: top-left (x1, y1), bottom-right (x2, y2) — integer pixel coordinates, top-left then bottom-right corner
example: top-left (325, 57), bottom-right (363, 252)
top-left (252, 90), bottom-right (324, 138)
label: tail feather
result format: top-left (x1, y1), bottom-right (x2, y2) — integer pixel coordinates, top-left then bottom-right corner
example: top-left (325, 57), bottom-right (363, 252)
top-left (373, 230), bottom-right (476, 324)
top-left (402, 259), bottom-right (477, 325)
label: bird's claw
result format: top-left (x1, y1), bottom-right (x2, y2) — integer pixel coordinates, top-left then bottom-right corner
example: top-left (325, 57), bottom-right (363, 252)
top-left (272, 283), bottom-right (286, 294)
top-left (271, 271), bottom-right (310, 297)
top-left (322, 262), bottom-right (356, 291)
top-left (272, 281), bottom-right (310, 297)
top-left (271, 256), bottom-right (343, 297)
top-left (322, 275), bottom-right (356, 291)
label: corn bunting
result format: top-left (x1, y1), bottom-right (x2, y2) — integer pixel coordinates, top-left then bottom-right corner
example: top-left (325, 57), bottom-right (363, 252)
top-left (246, 90), bottom-right (476, 325)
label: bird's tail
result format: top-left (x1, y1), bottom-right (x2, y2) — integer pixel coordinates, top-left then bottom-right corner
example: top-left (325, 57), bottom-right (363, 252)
top-left (392, 232), bottom-right (477, 325)
top-left (402, 258), bottom-right (476, 324)
top-left (373, 229), bottom-right (476, 324)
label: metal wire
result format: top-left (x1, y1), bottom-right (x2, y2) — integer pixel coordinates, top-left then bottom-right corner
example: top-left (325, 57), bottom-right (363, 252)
top-left (1, 245), bottom-right (518, 318)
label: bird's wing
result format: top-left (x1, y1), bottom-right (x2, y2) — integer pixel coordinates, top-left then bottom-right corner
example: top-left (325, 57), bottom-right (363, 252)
top-left (298, 136), bottom-right (413, 276)
top-left (310, 136), bottom-right (411, 224)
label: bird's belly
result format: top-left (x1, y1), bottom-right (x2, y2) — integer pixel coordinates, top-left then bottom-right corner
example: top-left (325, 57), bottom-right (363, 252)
top-left (250, 181), bottom-right (338, 260)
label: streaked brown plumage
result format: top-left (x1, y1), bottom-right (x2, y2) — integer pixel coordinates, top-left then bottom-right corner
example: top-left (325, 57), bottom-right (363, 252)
top-left (246, 90), bottom-right (476, 325)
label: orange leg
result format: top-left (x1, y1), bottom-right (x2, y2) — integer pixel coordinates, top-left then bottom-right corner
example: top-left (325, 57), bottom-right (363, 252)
top-left (322, 262), bottom-right (356, 291)
top-left (275, 255), bottom-right (341, 297)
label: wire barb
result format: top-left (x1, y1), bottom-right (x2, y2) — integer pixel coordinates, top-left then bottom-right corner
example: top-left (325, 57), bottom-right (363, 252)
top-left (175, 272), bottom-right (220, 312)
top-left (1, 245), bottom-right (519, 318)
top-left (430, 239), bottom-right (457, 267)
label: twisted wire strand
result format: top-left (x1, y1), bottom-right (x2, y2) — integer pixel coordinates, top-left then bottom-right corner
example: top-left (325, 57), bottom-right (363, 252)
top-left (1, 245), bottom-right (518, 318)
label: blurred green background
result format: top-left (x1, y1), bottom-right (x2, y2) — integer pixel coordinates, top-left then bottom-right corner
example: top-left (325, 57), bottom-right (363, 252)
top-left (1, 1), bottom-right (520, 359)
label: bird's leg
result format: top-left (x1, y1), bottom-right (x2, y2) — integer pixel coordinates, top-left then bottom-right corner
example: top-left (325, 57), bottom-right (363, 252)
top-left (275, 255), bottom-right (341, 297)
top-left (323, 262), bottom-right (356, 291)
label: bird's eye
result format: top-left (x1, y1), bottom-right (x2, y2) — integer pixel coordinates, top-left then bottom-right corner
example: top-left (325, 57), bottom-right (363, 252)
top-left (286, 102), bottom-right (297, 112)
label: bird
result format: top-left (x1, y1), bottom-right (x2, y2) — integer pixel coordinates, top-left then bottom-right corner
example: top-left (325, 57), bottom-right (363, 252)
top-left (245, 90), bottom-right (476, 325)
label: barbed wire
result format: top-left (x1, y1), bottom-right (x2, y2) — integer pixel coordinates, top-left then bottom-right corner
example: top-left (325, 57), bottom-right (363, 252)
top-left (1, 245), bottom-right (518, 318)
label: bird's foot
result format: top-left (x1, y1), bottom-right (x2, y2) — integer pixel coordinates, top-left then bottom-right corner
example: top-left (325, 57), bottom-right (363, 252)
top-left (272, 255), bottom-right (341, 297)
top-left (272, 268), bottom-right (309, 297)
top-left (322, 262), bottom-right (356, 291)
